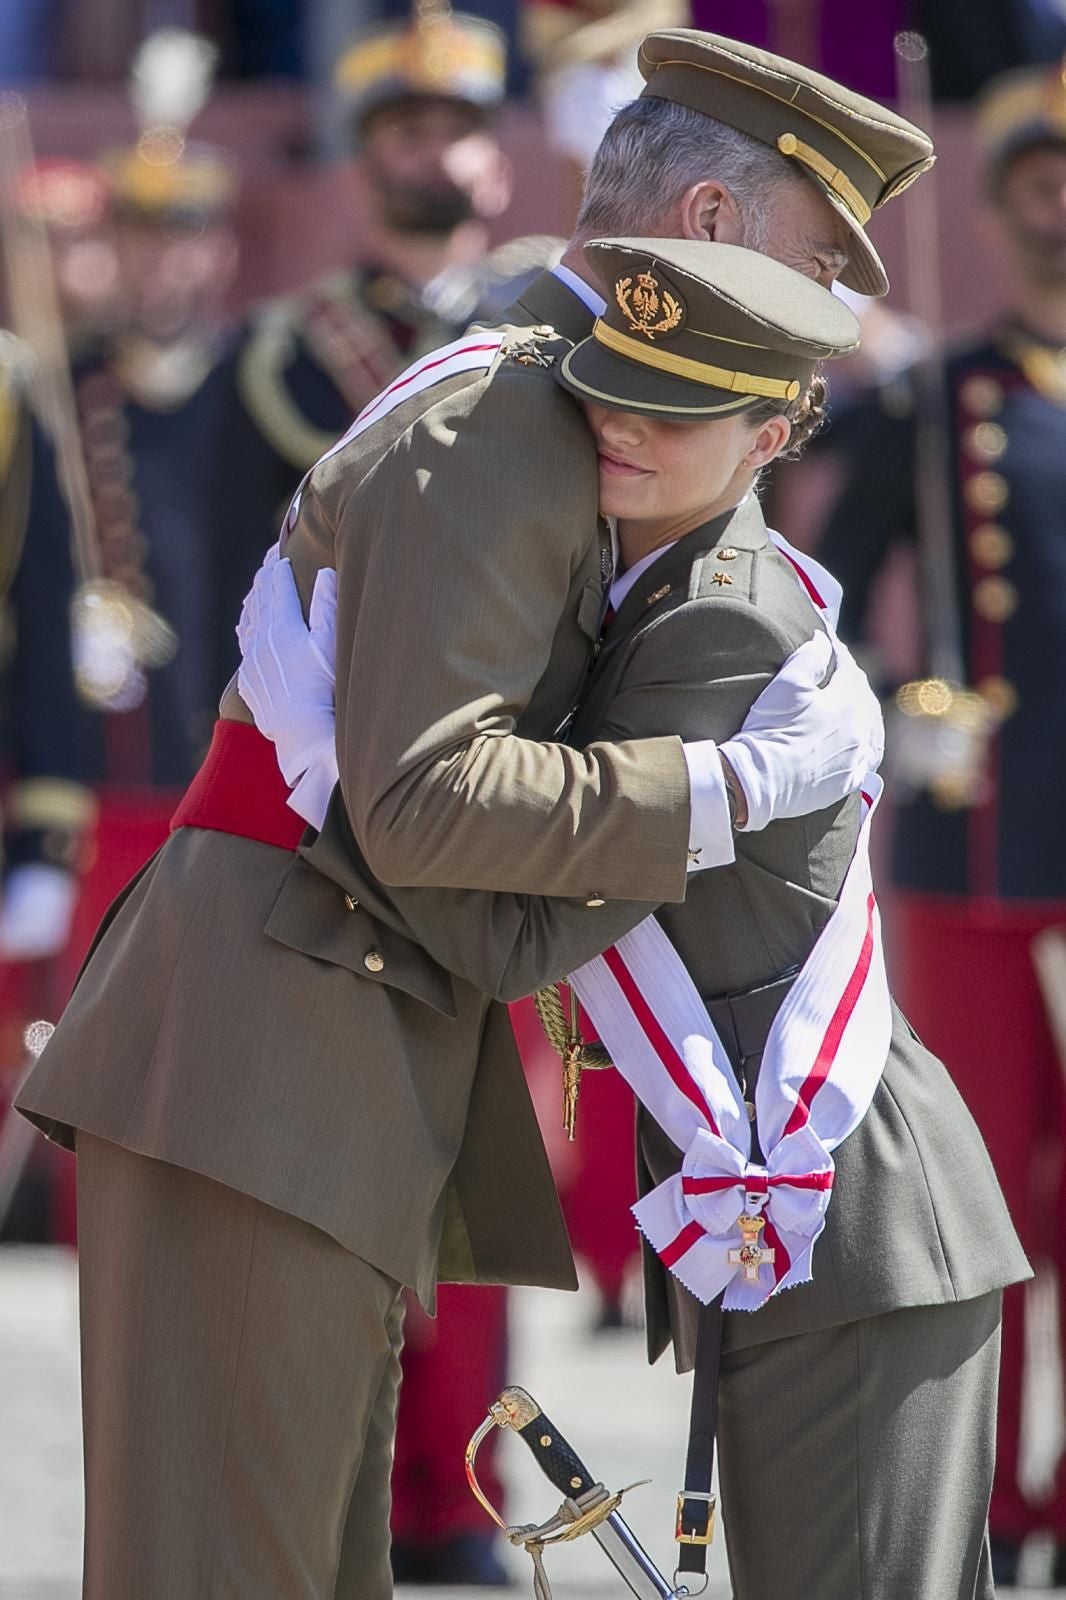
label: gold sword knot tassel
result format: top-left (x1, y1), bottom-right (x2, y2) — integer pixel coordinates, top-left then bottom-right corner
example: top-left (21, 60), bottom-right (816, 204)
top-left (562, 1039), bottom-right (582, 1142)
top-left (532, 983), bottom-right (612, 1142)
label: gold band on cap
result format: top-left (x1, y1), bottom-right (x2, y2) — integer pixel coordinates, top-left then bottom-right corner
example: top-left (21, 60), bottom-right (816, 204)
top-left (593, 319), bottom-right (802, 401)
top-left (776, 133), bottom-right (873, 225)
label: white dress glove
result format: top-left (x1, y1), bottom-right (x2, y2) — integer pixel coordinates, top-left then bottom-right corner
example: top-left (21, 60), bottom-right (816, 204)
top-left (236, 543), bottom-right (339, 829)
top-left (0, 863), bottom-right (78, 960)
top-left (237, 552), bottom-right (884, 845)
top-left (716, 631), bottom-right (885, 833)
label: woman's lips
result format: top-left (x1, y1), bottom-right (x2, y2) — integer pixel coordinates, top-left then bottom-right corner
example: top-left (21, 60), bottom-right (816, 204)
top-left (598, 449), bottom-right (650, 477)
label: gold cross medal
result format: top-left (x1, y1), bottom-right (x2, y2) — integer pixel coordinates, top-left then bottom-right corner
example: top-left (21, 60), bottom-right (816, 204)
top-left (728, 1213), bottom-right (776, 1284)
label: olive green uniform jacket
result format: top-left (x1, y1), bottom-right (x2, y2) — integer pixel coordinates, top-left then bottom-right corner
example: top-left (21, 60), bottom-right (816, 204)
top-left (317, 494), bottom-right (1029, 1361)
top-left (17, 275), bottom-right (697, 1307)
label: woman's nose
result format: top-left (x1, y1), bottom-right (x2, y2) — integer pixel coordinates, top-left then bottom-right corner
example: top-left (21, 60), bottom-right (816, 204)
top-left (600, 410), bottom-right (644, 449)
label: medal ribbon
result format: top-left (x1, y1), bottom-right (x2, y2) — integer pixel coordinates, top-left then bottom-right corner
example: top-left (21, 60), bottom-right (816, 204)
top-left (568, 537), bottom-right (892, 1311)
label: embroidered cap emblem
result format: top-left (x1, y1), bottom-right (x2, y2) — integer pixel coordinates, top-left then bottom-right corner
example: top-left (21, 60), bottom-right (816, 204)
top-left (615, 270), bottom-right (684, 341)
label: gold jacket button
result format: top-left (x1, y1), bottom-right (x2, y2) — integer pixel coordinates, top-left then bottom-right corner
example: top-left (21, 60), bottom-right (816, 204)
top-left (973, 575), bottom-right (1018, 622)
top-left (586, 894), bottom-right (605, 908)
top-left (363, 948), bottom-right (385, 973)
top-left (344, 894), bottom-right (359, 912)
top-left (977, 674), bottom-right (1019, 720)
top-left (960, 375), bottom-right (1003, 417)
top-left (968, 523), bottom-right (1013, 569)
top-left (716, 548), bottom-right (738, 560)
top-left (745, 1101), bottom-right (756, 1123)
top-left (964, 471), bottom-right (1009, 516)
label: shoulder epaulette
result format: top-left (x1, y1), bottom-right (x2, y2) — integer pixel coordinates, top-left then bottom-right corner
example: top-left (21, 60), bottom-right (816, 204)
top-left (501, 324), bottom-right (568, 370)
top-left (691, 543), bottom-right (756, 601)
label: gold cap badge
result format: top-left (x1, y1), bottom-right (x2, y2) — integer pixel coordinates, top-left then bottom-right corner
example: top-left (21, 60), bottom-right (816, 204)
top-left (615, 270), bottom-right (685, 342)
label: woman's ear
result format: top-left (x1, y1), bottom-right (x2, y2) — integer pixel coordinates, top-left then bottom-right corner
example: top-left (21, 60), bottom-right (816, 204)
top-left (745, 415), bottom-right (793, 468)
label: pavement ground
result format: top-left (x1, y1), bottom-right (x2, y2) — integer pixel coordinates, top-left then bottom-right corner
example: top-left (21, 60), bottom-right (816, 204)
top-left (0, 1246), bottom-right (1062, 1598)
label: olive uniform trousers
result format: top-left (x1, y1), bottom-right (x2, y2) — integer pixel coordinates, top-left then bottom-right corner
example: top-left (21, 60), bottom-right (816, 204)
top-left (77, 1134), bottom-right (406, 1600)
top-left (717, 1292), bottom-right (1001, 1600)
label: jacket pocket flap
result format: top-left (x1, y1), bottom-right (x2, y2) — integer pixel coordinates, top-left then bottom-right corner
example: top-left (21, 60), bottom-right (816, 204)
top-left (265, 857), bottom-right (458, 1019)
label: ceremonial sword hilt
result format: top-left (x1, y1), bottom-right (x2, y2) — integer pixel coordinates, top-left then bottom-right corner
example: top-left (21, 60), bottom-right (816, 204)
top-left (466, 1386), bottom-right (599, 1527)
top-left (467, 1387), bottom-right (685, 1600)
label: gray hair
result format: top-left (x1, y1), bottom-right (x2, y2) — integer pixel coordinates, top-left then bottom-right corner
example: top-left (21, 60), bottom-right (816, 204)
top-left (575, 97), bottom-right (801, 248)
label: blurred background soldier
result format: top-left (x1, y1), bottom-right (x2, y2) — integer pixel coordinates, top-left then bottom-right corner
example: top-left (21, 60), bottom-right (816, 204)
top-left (211, 2), bottom-right (527, 687)
top-left (0, 29), bottom-right (240, 1251)
top-left (530, 0), bottom-right (685, 213)
top-left (61, 28), bottom-right (240, 979)
top-left (10, 158), bottom-right (121, 357)
top-left (816, 63), bottom-right (1066, 1588)
top-left (0, 332), bottom-right (93, 1247)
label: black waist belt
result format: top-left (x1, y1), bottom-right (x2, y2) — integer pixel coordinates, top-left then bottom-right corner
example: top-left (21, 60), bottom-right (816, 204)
top-left (676, 966), bottom-right (799, 1579)
top-left (704, 965), bottom-right (800, 1070)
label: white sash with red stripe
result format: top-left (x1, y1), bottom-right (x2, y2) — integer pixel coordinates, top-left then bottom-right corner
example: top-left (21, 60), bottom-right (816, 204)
top-left (282, 331), bottom-right (506, 535)
top-left (568, 533), bottom-right (891, 1312)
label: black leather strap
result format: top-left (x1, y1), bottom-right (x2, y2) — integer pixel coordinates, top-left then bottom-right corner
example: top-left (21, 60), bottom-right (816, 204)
top-left (674, 967), bottom-right (800, 1574)
top-left (676, 1297), bottom-right (724, 1574)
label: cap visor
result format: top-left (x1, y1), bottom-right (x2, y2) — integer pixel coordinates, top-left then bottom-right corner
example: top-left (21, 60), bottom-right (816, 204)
top-left (814, 182), bottom-right (889, 297)
top-left (557, 339), bottom-right (764, 419)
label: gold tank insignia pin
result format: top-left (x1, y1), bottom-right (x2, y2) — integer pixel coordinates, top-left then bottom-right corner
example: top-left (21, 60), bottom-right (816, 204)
top-left (615, 270), bottom-right (684, 341)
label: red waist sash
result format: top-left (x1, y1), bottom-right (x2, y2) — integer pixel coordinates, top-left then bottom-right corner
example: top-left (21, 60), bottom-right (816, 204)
top-left (170, 719), bottom-right (305, 852)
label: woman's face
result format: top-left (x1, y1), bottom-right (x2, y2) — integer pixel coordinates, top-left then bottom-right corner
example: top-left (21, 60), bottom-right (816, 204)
top-left (582, 401), bottom-right (787, 533)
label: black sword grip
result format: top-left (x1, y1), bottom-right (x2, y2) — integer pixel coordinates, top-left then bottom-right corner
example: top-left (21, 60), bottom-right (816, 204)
top-left (515, 1410), bottom-right (598, 1499)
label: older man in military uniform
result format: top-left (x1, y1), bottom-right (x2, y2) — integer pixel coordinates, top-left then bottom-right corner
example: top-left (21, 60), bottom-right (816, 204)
top-left (19, 31), bottom-right (931, 1600)
top-left (220, 14), bottom-right (543, 1580)
top-left (817, 65), bottom-right (1066, 1588)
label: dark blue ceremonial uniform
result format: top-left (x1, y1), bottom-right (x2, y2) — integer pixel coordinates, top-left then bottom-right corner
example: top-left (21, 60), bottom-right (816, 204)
top-left (53, 342), bottom-right (239, 1013)
top-left (0, 406), bottom-right (90, 875)
top-left (72, 344), bottom-right (235, 791)
top-left (817, 323), bottom-right (1066, 1547)
top-left (209, 265), bottom-right (467, 688)
top-left (0, 355), bottom-right (91, 1246)
top-left (208, 245), bottom-right (560, 689)
top-left (820, 326), bottom-right (1066, 903)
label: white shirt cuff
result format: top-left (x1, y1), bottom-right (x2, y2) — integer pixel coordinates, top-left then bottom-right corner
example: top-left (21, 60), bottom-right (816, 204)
top-left (682, 740), bottom-right (736, 873)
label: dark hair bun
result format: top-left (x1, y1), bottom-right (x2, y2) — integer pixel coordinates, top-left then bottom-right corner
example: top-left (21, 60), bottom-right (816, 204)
top-left (783, 374), bottom-right (829, 457)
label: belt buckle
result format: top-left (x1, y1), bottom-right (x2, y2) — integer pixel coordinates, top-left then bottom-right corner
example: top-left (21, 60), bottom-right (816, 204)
top-left (675, 1490), bottom-right (716, 1546)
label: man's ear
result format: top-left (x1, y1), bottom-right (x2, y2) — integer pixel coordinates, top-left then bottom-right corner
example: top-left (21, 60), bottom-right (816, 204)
top-left (677, 180), bottom-right (745, 243)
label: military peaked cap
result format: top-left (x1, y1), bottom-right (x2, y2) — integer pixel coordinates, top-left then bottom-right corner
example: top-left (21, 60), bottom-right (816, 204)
top-left (558, 238), bottom-right (860, 418)
top-left (638, 30), bottom-right (935, 297)
top-left (976, 64), bottom-right (1066, 180)
top-left (334, 7), bottom-right (506, 130)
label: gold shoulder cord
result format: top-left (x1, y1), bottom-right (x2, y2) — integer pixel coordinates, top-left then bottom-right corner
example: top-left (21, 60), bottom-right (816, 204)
top-left (0, 369), bottom-right (32, 607)
top-left (238, 300), bottom-right (339, 471)
top-left (532, 983), bottom-right (612, 1141)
